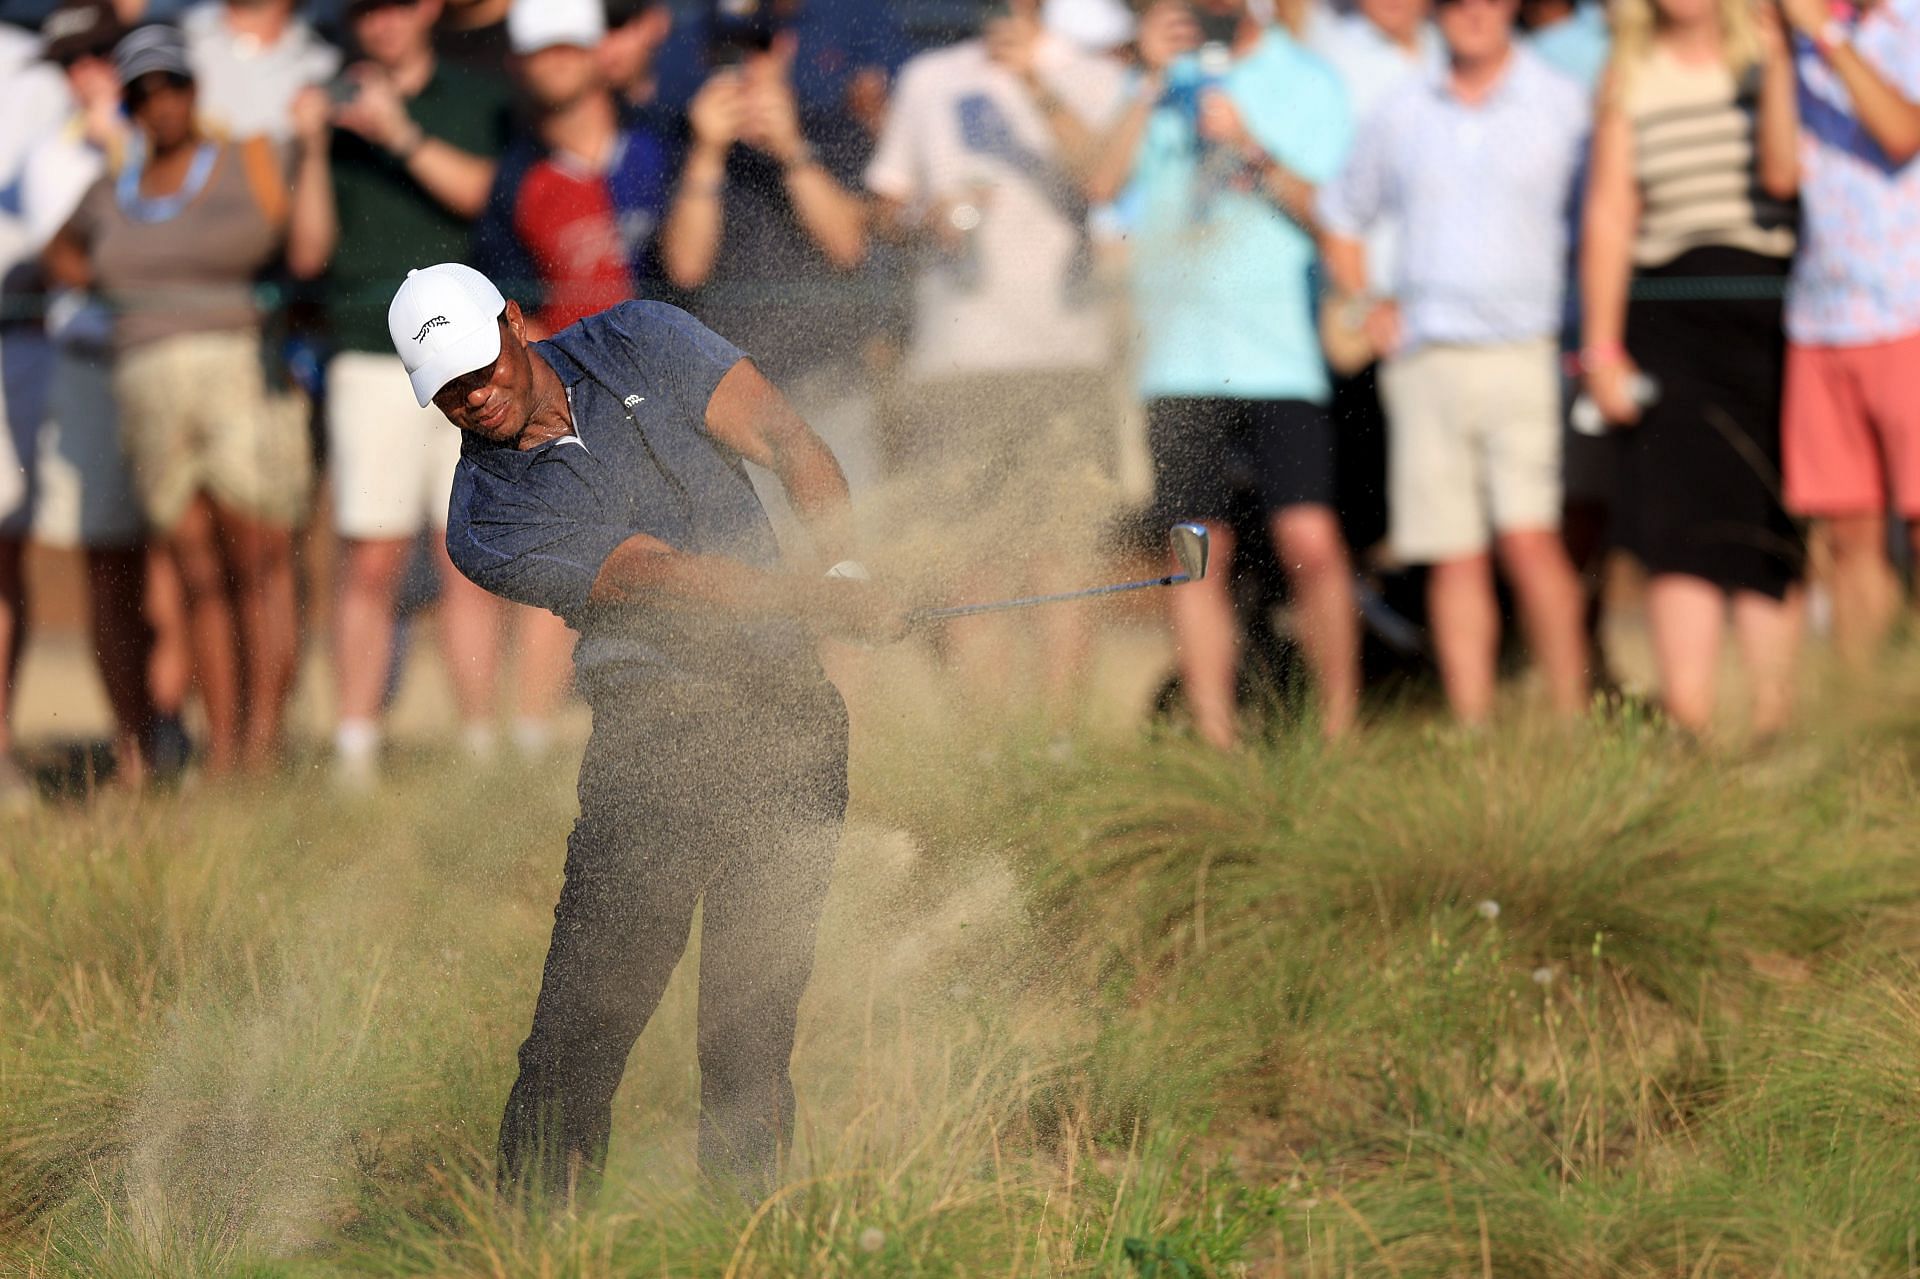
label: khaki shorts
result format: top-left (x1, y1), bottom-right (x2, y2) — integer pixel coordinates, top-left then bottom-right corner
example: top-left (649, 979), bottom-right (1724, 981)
top-left (326, 351), bottom-right (463, 540)
top-left (113, 330), bottom-right (313, 533)
top-left (1378, 338), bottom-right (1563, 563)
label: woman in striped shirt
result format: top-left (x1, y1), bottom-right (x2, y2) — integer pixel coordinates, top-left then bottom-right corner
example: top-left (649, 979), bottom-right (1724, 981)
top-left (1579, 0), bottom-right (1803, 738)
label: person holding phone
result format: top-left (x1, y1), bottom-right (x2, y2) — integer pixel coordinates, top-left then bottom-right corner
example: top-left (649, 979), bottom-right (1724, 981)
top-left (1090, 0), bottom-right (1363, 747)
top-left (283, 0), bottom-right (516, 787)
top-left (1773, 0), bottom-right (1920, 666)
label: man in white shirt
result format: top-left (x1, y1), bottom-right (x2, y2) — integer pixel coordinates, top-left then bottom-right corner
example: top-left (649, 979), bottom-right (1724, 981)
top-left (181, 0), bottom-right (340, 142)
top-left (1320, 0), bottom-right (1591, 724)
top-left (865, 0), bottom-right (1125, 721)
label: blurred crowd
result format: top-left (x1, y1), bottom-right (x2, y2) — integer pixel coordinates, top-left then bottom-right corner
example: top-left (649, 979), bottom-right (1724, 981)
top-left (1, 0), bottom-right (1917, 801)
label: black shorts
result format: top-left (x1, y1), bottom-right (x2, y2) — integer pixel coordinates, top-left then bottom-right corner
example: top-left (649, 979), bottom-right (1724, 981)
top-left (1147, 396), bottom-right (1337, 525)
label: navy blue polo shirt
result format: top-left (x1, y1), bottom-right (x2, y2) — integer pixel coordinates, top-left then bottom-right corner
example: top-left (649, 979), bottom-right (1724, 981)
top-left (445, 301), bottom-right (817, 696)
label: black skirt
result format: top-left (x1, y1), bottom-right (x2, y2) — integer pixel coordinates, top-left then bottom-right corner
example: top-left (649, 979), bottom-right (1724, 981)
top-left (1615, 245), bottom-right (1803, 599)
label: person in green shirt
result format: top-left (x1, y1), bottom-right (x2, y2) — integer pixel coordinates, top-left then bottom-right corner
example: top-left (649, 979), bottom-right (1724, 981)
top-left (287, 0), bottom-right (529, 788)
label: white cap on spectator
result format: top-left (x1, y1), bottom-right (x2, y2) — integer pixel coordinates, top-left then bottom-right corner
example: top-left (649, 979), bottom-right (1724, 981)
top-left (389, 264), bottom-right (508, 407)
top-left (508, 0), bottom-right (606, 54)
top-left (1043, 0), bottom-right (1135, 51)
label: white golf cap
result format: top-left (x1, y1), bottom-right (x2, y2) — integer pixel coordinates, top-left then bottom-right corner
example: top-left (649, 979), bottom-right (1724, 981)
top-left (388, 263), bottom-right (507, 407)
top-left (508, 0), bottom-right (606, 54)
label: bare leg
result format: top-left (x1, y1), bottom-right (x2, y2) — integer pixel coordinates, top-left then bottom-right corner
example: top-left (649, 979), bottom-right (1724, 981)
top-left (1732, 587), bottom-right (1803, 739)
top-left (1270, 504), bottom-right (1360, 739)
top-left (1427, 552), bottom-right (1500, 726)
top-left (167, 496), bottom-right (242, 775)
top-left (432, 537), bottom-right (502, 735)
top-left (1496, 527), bottom-right (1590, 718)
top-left (0, 535), bottom-right (24, 764)
top-left (84, 547), bottom-right (154, 783)
top-left (1168, 520), bottom-right (1240, 750)
top-left (512, 604), bottom-right (575, 753)
top-left (146, 546), bottom-right (191, 719)
top-left (333, 538), bottom-right (409, 732)
top-left (214, 503), bottom-right (299, 773)
top-left (1644, 574), bottom-right (1726, 737)
top-left (1823, 514), bottom-right (1898, 667)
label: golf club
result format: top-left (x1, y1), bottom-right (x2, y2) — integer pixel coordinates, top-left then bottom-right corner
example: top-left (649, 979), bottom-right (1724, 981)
top-left (906, 523), bottom-right (1210, 628)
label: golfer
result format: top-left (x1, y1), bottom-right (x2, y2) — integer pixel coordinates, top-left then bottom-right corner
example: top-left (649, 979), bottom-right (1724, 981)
top-left (387, 263), bottom-right (899, 1203)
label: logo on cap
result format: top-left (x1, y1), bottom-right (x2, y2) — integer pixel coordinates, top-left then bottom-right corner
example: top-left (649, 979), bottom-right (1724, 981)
top-left (414, 315), bottom-right (450, 343)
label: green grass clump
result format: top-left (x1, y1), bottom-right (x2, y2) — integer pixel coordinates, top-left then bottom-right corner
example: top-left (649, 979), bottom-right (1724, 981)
top-left (4, 653), bottom-right (1920, 1275)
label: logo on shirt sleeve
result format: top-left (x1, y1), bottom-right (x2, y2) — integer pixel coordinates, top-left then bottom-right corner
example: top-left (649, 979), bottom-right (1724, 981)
top-left (414, 315), bottom-right (450, 343)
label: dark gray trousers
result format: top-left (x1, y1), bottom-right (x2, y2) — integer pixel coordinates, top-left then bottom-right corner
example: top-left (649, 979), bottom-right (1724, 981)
top-left (497, 676), bottom-right (849, 1202)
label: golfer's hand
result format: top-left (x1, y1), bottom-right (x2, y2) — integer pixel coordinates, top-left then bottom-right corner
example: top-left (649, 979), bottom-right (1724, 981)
top-left (817, 579), bottom-right (910, 647)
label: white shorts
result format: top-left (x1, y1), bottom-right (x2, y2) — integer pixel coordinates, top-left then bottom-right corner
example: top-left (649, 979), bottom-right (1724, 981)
top-left (34, 347), bottom-right (143, 549)
top-left (0, 331), bottom-right (53, 539)
top-left (326, 351), bottom-right (463, 541)
top-left (1378, 338), bottom-right (1564, 563)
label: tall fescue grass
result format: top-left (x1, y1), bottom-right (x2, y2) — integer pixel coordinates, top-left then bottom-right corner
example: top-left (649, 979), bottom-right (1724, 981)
top-left (4, 651), bottom-right (1919, 1276)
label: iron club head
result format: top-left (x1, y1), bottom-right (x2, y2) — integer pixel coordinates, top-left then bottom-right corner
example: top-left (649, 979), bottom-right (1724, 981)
top-left (1170, 523), bottom-right (1209, 582)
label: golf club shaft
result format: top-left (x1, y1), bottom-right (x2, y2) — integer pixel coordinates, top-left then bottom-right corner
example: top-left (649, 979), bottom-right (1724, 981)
top-left (907, 573), bottom-right (1192, 626)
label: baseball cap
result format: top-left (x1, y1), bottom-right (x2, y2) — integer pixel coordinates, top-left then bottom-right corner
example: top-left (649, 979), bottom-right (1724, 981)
top-left (508, 0), bottom-right (606, 54)
top-left (42, 0), bottom-right (125, 65)
top-left (113, 24), bottom-right (192, 87)
top-left (388, 264), bottom-right (508, 408)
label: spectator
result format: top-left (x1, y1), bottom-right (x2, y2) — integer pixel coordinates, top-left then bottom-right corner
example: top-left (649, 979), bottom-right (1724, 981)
top-left (431, 0), bottom-right (507, 72)
top-left (480, 0), bottom-right (675, 336)
top-left (181, 0), bottom-right (340, 141)
top-left (286, 0), bottom-right (515, 786)
top-left (865, 0), bottom-right (1127, 719)
top-left (1309, 0), bottom-right (1442, 555)
top-left (1522, 0), bottom-right (1610, 89)
top-left (465, 0), bottom-right (675, 757)
top-left (598, 0), bottom-right (672, 116)
top-left (1089, 0), bottom-right (1362, 747)
top-left (1321, 0), bottom-right (1591, 725)
top-left (21, 0), bottom-right (190, 788)
top-left (657, 2), bottom-right (871, 391)
top-left (0, 17), bottom-right (78, 808)
top-left (45, 24), bottom-right (330, 774)
top-left (1580, 0), bottom-right (1802, 736)
top-left (1774, 0), bottom-right (1920, 665)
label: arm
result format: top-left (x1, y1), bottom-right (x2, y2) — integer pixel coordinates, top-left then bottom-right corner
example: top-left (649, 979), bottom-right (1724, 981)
top-left (286, 88), bottom-right (338, 280)
top-left (1780, 0), bottom-right (1920, 163)
top-left (704, 358), bottom-right (853, 555)
top-left (748, 48), bottom-right (868, 270)
top-left (659, 74), bottom-right (742, 290)
top-left (1578, 73), bottom-right (1645, 423)
top-left (780, 155), bottom-right (869, 270)
top-left (43, 217), bottom-right (93, 291)
top-left (1756, 5), bottom-right (1802, 197)
top-left (1086, 0), bottom-right (1198, 205)
top-left (334, 67), bottom-right (497, 218)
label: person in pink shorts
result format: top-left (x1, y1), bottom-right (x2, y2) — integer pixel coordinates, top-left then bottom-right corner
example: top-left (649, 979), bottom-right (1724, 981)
top-left (1777, 0), bottom-right (1920, 663)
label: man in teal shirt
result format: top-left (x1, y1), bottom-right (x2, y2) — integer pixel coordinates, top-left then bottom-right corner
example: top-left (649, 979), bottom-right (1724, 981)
top-left (1091, 0), bottom-right (1361, 748)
